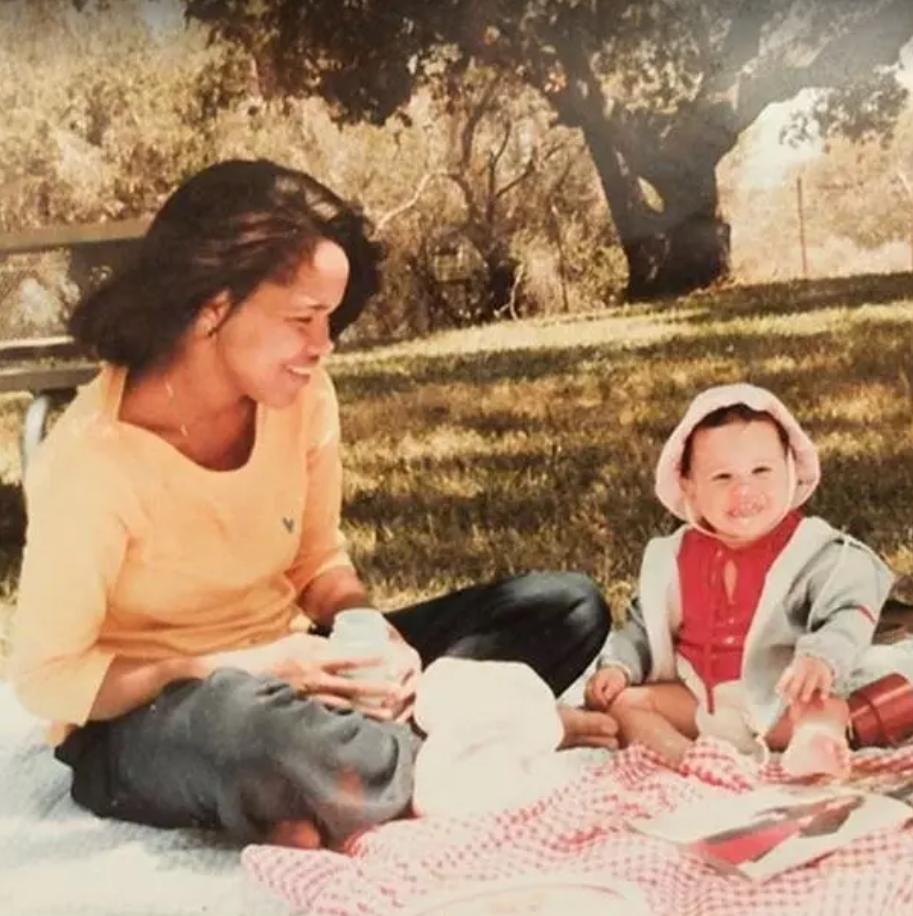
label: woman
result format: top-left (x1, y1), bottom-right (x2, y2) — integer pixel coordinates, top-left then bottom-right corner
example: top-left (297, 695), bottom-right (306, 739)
top-left (10, 159), bottom-right (615, 848)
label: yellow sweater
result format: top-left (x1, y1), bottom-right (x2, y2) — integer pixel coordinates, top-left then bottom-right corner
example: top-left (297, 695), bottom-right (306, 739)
top-left (9, 363), bottom-right (353, 741)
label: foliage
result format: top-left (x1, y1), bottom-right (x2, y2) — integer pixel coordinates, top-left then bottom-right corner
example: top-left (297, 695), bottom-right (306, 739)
top-left (373, 65), bottom-right (616, 330)
top-left (8, 1), bottom-right (911, 328)
top-left (0, 0), bottom-right (254, 230)
top-left (0, 0), bottom-right (622, 338)
top-left (792, 107), bottom-right (913, 253)
top-left (185, 1), bottom-right (911, 133)
top-left (185, 0), bottom-right (913, 297)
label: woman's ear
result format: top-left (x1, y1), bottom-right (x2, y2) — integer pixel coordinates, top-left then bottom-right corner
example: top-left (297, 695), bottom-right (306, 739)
top-left (194, 292), bottom-right (231, 338)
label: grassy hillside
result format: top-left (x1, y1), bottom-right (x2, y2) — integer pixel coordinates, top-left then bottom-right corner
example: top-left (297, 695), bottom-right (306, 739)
top-left (1, 276), bottom-right (913, 661)
top-left (331, 282), bottom-right (913, 614)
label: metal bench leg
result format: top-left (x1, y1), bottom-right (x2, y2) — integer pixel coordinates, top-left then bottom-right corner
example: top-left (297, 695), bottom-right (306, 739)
top-left (21, 393), bottom-right (52, 477)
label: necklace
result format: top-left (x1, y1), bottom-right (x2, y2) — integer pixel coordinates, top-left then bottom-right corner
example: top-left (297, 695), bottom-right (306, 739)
top-left (162, 377), bottom-right (256, 450)
top-left (163, 379), bottom-right (191, 439)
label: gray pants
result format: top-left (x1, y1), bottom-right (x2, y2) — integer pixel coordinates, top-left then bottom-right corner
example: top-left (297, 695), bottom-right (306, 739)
top-left (55, 571), bottom-right (610, 845)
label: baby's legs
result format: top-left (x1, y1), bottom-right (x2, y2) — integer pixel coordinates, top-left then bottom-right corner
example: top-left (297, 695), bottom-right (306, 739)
top-left (767, 696), bottom-right (851, 779)
top-left (610, 682), bottom-right (699, 765)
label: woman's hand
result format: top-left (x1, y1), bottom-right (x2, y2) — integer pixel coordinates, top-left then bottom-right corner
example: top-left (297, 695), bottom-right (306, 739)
top-left (776, 654), bottom-right (834, 705)
top-left (208, 633), bottom-right (406, 721)
top-left (383, 624), bottom-right (423, 722)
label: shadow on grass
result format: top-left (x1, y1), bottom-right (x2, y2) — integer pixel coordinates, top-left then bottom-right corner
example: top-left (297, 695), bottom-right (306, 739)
top-left (338, 316), bottom-right (909, 413)
top-left (678, 271), bottom-right (913, 318)
top-left (335, 276), bottom-right (913, 403)
top-left (344, 394), bottom-right (913, 595)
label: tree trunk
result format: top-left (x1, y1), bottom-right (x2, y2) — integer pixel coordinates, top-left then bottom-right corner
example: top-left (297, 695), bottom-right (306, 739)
top-left (582, 120), bottom-right (731, 300)
top-left (623, 212), bottom-right (731, 300)
top-left (460, 226), bottom-right (520, 324)
top-left (479, 248), bottom-right (520, 321)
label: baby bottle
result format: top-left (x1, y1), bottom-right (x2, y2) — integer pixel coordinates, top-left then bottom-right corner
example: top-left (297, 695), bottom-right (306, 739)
top-left (328, 608), bottom-right (392, 706)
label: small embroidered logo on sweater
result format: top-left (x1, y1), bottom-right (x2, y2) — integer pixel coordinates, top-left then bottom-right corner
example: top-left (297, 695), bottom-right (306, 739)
top-left (282, 516), bottom-right (295, 533)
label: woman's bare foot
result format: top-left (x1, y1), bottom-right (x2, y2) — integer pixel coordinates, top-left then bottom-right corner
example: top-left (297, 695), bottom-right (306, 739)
top-left (557, 704), bottom-right (619, 749)
top-left (781, 724), bottom-right (851, 779)
top-left (267, 818), bottom-right (323, 848)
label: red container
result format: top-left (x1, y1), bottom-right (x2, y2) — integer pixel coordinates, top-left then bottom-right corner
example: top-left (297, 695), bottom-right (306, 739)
top-left (848, 672), bottom-right (913, 748)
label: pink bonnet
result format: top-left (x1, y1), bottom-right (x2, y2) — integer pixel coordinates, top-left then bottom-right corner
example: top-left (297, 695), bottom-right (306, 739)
top-left (654, 383), bottom-right (820, 520)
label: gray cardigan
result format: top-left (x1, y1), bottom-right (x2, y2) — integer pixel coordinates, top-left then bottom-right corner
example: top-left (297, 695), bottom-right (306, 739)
top-left (599, 516), bottom-right (895, 734)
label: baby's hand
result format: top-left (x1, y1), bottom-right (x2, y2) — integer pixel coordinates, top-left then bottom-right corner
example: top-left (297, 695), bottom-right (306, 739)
top-left (584, 666), bottom-right (629, 711)
top-left (776, 655), bottom-right (834, 704)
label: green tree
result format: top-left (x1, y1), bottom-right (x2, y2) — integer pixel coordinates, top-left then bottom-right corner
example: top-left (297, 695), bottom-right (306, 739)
top-left (0, 0), bottom-right (256, 332)
top-left (0, 0), bottom-right (251, 231)
top-left (182, 0), bottom-right (913, 300)
top-left (392, 65), bottom-right (600, 326)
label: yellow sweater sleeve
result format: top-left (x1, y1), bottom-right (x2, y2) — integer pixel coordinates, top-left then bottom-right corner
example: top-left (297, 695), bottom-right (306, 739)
top-left (284, 368), bottom-right (354, 593)
top-left (9, 443), bottom-right (129, 726)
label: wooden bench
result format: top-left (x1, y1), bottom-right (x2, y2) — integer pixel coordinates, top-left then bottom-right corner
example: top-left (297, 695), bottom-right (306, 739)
top-left (0, 336), bottom-right (98, 474)
top-left (0, 217), bottom-right (147, 474)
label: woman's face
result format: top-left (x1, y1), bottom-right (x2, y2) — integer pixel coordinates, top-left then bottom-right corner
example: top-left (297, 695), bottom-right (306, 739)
top-left (680, 419), bottom-right (791, 546)
top-left (212, 239), bottom-right (349, 408)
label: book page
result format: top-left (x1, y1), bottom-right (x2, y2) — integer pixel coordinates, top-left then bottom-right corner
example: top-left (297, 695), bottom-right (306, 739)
top-left (631, 784), bottom-right (912, 882)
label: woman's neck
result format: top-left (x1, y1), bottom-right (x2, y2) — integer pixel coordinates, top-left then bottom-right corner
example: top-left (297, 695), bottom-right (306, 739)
top-left (120, 356), bottom-right (256, 470)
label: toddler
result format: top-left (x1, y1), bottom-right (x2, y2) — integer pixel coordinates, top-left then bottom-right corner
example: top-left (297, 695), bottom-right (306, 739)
top-left (586, 384), bottom-right (894, 777)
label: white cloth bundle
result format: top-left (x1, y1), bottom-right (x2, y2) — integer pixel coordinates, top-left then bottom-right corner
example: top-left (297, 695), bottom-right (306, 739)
top-left (412, 657), bottom-right (566, 817)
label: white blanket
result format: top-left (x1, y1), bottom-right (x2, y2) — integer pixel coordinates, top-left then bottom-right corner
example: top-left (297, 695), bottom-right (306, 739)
top-left (0, 684), bottom-right (287, 916)
top-left (0, 662), bottom-right (603, 915)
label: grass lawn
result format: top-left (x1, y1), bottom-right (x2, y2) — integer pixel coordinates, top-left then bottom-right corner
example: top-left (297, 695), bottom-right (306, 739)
top-left (2, 274), bottom-right (913, 663)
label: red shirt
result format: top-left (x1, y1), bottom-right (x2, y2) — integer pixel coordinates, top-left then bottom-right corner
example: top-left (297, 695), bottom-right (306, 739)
top-left (676, 511), bottom-right (802, 711)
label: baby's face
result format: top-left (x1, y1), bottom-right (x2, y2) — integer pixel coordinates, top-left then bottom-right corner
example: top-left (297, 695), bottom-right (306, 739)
top-left (681, 419), bottom-right (791, 546)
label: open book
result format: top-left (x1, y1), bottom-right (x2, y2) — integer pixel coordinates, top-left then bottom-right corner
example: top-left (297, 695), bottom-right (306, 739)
top-left (631, 777), bottom-right (913, 882)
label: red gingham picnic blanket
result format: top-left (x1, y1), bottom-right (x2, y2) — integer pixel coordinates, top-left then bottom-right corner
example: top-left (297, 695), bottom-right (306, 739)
top-left (242, 740), bottom-right (913, 915)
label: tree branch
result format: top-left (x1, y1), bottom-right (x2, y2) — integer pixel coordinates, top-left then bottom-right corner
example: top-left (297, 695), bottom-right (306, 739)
top-left (622, 1), bottom-right (913, 193)
top-left (489, 117), bottom-right (512, 170)
top-left (484, 119), bottom-right (512, 223)
top-left (545, 200), bottom-right (569, 314)
top-left (375, 170), bottom-right (444, 231)
top-left (700, 0), bottom-right (771, 100)
top-left (500, 260), bottom-right (525, 321)
top-left (459, 72), bottom-right (501, 171)
top-left (444, 170), bottom-right (484, 228)
top-left (494, 159), bottom-right (536, 201)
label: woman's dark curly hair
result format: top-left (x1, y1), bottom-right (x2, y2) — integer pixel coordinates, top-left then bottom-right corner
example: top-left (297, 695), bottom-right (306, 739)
top-left (69, 159), bottom-right (384, 372)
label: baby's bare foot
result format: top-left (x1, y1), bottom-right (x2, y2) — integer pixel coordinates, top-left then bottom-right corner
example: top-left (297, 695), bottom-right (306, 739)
top-left (557, 704), bottom-right (619, 749)
top-left (648, 734), bottom-right (692, 768)
top-left (782, 725), bottom-right (850, 779)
